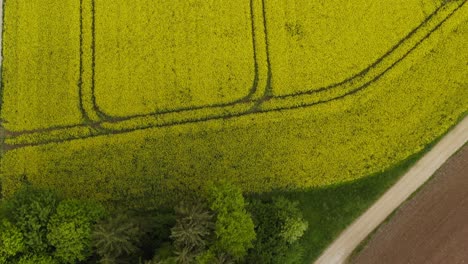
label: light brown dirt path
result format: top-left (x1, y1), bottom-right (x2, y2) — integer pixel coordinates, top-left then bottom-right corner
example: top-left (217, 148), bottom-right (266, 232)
top-left (351, 142), bottom-right (468, 264)
top-left (314, 116), bottom-right (468, 264)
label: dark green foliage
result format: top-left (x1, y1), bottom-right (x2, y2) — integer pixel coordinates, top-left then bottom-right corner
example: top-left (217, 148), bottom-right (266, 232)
top-left (169, 200), bottom-right (214, 264)
top-left (47, 199), bottom-right (105, 263)
top-left (149, 242), bottom-right (176, 264)
top-left (194, 250), bottom-right (216, 264)
top-left (92, 213), bottom-right (144, 263)
top-left (273, 197), bottom-right (308, 244)
top-left (144, 253), bottom-right (177, 264)
top-left (207, 182), bottom-right (256, 260)
top-left (246, 199), bottom-right (287, 263)
top-left (173, 246), bottom-right (196, 264)
top-left (165, 183), bottom-right (257, 263)
top-left (195, 250), bottom-right (234, 264)
top-left (0, 219), bottom-right (25, 263)
top-left (2, 186), bottom-right (58, 254)
top-left (142, 212), bottom-right (176, 257)
top-left (16, 254), bottom-right (59, 264)
top-left (246, 197), bottom-right (308, 264)
top-left (0, 186), bottom-right (120, 263)
top-left (282, 242), bottom-right (306, 264)
top-left (170, 200), bottom-right (214, 252)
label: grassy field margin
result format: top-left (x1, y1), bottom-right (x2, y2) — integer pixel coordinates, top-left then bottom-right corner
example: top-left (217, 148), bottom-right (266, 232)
top-left (312, 114), bottom-right (468, 264)
top-left (251, 113), bottom-right (467, 264)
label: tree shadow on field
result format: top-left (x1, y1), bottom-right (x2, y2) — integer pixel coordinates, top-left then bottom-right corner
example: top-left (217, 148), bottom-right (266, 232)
top-left (250, 144), bottom-right (433, 263)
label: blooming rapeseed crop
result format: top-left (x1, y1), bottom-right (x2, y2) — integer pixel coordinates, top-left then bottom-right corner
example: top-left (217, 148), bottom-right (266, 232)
top-left (1, 0), bottom-right (466, 209)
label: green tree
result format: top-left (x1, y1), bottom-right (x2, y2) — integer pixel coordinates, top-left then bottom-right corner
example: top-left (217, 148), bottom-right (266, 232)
top-left (149, 242), bottom-right (177, 264)
top-left (246, 196), bottom-right (308, 264)
top-left (0, 219), bottom-right (25, 264)
top-left (47, 199), bottom-right (105, 263)
top-left (173, 246), bottom-right (196, 264)
top-left (207, 182), bottom-right (256, 260)
top-left (194, 250), bottom-right (216, 264)
top-left (195, 250), bottom-right (234, 264)
top-left (3, 186), bottom-right (58, 254)
top-left (16, 254), bottom-right (59, 264)
top-left (170, 200), bottom-right (214, 251)
top-left (143, 212), bottom-right (176, 257)
top-left (273, 197), bottom-right (308, 244)
top-left (92, 213), bottom-right (143, 263)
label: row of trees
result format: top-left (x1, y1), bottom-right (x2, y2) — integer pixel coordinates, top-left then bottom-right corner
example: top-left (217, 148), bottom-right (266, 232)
top-left (0, 183), bottom-right (309, 263)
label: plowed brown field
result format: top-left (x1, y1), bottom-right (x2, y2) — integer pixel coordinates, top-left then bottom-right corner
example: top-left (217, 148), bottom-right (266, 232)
top-left (352, 144), bottom-right (468, 264)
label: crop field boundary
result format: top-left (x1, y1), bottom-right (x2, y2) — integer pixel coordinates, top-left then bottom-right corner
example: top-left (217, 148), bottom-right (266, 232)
top-left (1, 0), bottom-right (466, 150)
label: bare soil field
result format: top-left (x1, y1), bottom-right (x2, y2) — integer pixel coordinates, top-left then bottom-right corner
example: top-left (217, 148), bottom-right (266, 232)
top-left (352, 144), bottom-right (468, 264)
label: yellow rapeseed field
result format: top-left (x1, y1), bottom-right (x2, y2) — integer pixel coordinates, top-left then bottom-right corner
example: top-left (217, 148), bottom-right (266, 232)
top-left (1, 0), bottom-right (467, 209)
top-left (264, 0), bottom-right (440, 96)
top-left (93, 0), bottom-right (258, 117)
top-left (1, 0), bottom-right (83, 131)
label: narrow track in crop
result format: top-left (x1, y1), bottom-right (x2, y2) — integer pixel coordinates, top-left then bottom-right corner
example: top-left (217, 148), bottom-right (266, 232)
top-left (88, 0), bottom-right (264, 122)
top-left (1, 0), bottom-right (269, 136)
top-left (78, 0), bottom-right (91, 123)
top-left (260, 0), bottom-right (466, 112)
top-left (271, 2), bottom-right (443, 99)
top-left (1, 0), bottom-right (466, 150)
top-left (89, 0), bottom-right (450, 119)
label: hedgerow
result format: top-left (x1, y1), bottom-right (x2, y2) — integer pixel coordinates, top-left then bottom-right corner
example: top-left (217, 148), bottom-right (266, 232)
top-left (0, 184), bottom-right (307, 263)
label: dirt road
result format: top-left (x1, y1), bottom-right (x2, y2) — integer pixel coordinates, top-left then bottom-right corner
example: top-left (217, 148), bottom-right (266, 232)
top-left (352, 142), bottom-right (468, 264)
top-left (314, 116), bottom-right (468, 264)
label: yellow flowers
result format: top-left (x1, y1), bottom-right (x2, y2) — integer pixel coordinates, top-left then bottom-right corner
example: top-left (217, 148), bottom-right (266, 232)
top-left (1, 0), bottom-right (467, 209)
top-left (93, 0), bottom-right (256, 118)
top-left (265, 0), bottom-right (441, 96)
top-left (1, 0), bottom-right (83, 132)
